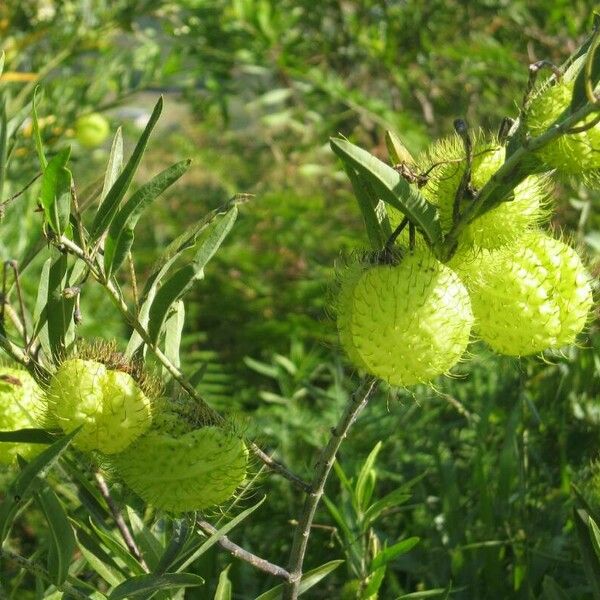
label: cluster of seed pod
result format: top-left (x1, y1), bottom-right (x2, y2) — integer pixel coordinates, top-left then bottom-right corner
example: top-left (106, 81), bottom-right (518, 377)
top-left (336, 67), bottom-right (596, 387)
top-left (0, 349), bottom-right (248, 513)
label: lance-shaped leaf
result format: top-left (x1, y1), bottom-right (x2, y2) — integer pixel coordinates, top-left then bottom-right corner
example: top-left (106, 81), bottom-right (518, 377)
top-left (91, 97), bottom-right (163, 241)
top-left (39, 147), bottom-right (72, 236)
top-left (385, 130), bottom-right (416, 165)
top-left (0, 428), bottom-right (56, 444)
top-left (342, 163), bottom-right (390, 250)
top-left (109, 573), bottom-right (204, 599)
top-left (32, 86), bottom-right (47, 169)
top-left (255, 560), bottom-right (344, 599)
top-left (46, 254), bottom-right (75, 360)
top-left (573, 508), bottom-right (600, 600)
top-left (101, 127), bottom-right (123, 203)
top-left (146, 204), bottom-right (237, 346)
top-left (0, 429), bottom-right (78, 544)
top-left (104, 159), bottom-right (191, 276)
top-left (34, 483), bottom-right (76, 586)
top-left (126, 197), bottom-right (246, 357)
top-left (330, 138), bottom-right (443, 251)
top-left (570, 26), bottom-right (600, 112)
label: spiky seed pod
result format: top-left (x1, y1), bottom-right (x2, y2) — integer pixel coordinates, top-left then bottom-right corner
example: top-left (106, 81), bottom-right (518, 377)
top-left (451, 232), bottom-right (593, 356)
top-left (47, 358), bottom-right (152, 454)
top-left (526, 77), bottom-right (600, 175)
top-left (337, 251), bottom-right (473, 386)
top-left (415, 135), bottom-right (549, 249)
top-left (335, 261), bottom-right (370, 372)
top-left (111, 419), bottom-right (248, 513)
top-left (0, 366), bottom-right (44, 464)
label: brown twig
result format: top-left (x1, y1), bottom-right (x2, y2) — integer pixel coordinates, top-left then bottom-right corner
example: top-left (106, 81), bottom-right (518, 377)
top-left (94, 471), bottom-right (149, 572)
top-left (197, 519), bottom-right (291, 580)
top-left (283, 379), bottom-right (379, 600)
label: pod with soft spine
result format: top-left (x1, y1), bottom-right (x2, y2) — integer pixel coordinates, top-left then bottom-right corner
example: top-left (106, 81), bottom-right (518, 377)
top-left (336, 250), bottom-right (474, 386)
top-left (46, 358), bottom-right (153, 455)
top-left (0, 366), bottom-right (44, 464)
top-left (451, 231), bottom-right (593, 356)
top-left (110, 411), bottom-right (248, 513)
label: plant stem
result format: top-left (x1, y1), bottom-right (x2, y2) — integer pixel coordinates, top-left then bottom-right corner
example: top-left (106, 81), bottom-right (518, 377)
top-left (197, 519), bottom-right (291, 580)
top-left (94, 471), bottom-right (149, 572)
top-left (282, 378), bottom-right (378, 600)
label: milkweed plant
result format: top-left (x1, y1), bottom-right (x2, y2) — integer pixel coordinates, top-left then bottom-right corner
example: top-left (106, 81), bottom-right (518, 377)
top-left (0, 15), bottom-right (599, 600)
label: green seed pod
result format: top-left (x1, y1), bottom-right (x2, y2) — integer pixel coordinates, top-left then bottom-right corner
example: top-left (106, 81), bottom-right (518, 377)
top-left (335, 261), bottom-right (370, 372)
top-left (526, 78), bottom-right (600, 175)
top-left (112, 419), bottom-right (248, 513)
top-left (451, 232), bottom-right (593, 356)
top-left (75, 113), bottom-right (110, 148)
top-left (47, 358), bottom-right (152, 454)
top-left (420, 136), bottom-right (549, 249)
top-left (337, 251), bottom-right (473, 386)
top-left (0, 367), bottom-right (44, 464)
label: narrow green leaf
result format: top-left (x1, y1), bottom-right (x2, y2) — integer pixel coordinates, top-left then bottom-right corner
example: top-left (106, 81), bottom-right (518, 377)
top-left (370, 537), bottom-right (420, 571)
top-left (214, 565), bottom-right (232, 600)
top-left (101, 127), bottom-right (123, 203)
top-left (75, 526), bottom-right (126, 586)
top-left (590, 516), bottom-right (600, 564)
top-left (104, 159), bottom-right (191, 276)
top-left (254, 559), bottom-right (344, 600)
top-left (385, 131), bottom-right (415, 165)
top-left (91, 97), bottom-right (163, 241)
top-left (340, 163), bottom-right (389, 249)
top-left (34, 484), bottom-right (76, 585)
top-left (0, 428), bottom-right (56, 444)
top-left (573, 508), bottom-right (600, 600)
top-left (126, 506), bottom-right (162, 571)
top-left (154, 519), bottom-right (192, 575)
top-left (32, 87), bottom-right (47, 169)
top-left (45, 254), bottom-right (74, 360)
top-left (126, 197), bottom-right (243, 357)
top-left (395, 590), bottom-right (449, 599)
top-left (362, 488), bottom-right (412, 527)
top-left (364, 566), bottom-right (386, 597)
top-left (0, 52), bottom-right (4, 78)
top-left (147, 205), bottom-right (237, 346)
top-left (163, 300), bottom-right (185, 371)
top-left (39, 147), bottom-right (72, 235)
top-left (176, 496), bottom-right (265, 572)
top-left (355, 441), bottom-right (382, 511)
top-left (88, 518), bottom-right (146, 575)
top-left (330, 138), bottom-right (443, 250)
top-left (570, 31), bottom-right (600, 112)
top-left (0, 429), bottom-right (78, 544)
top-left (109, 573), bottom-right (204, 600)
top-left (78, 540), bottom-right (124, 587)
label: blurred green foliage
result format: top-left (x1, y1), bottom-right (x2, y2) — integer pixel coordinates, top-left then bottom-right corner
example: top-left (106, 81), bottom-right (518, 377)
top-left (0, 1), bottom-right (599, 599)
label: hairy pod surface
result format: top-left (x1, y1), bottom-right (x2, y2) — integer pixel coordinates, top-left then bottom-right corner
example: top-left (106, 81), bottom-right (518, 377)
top-left (112, 421), bottom-right (248, 513)
top-left (451, 232), bottom-right (593, 355)
top-left (0, 366), bottom-right (43, 464)
top-left (526, 78), bottom-right (600, 175)
top-left (421, 136), bottom-right (549, 249)
top-left (337, 251), bottom-right (473, 386)
top-left (47, 358), bottom-right (152, 454)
